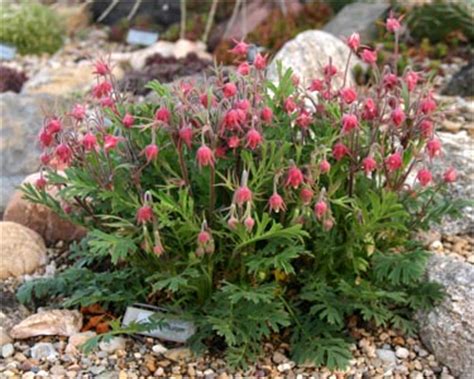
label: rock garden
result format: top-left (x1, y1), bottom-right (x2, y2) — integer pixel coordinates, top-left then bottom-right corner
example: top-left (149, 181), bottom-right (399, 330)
top-left (0, 1), bottom-right (473, 378)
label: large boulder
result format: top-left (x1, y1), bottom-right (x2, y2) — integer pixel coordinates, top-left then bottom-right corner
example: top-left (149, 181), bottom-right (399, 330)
top-left (323, 2), bottom-right (390, 42)
top-left (442, 61), bottom-right (474, 98)
top-left (0, 222), bottom-right (47, 279)
top-left (417, 255), bottom-right (474, 378)
top-left (0, 93), bottom-right (56, 211)
top-left (3, 172), bottom-right (87, 245)
top-left (267, 30), bottom-right (364, 89)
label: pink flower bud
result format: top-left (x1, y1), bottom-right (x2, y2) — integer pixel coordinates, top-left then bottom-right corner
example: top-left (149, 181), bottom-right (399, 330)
top-left (300, 187), bottom-right (314, 205)
top-left (200, 93), bottom-right (216, 108)
top-left (284, 97), bottom-right (297, 114)
top-left (426, 138), bottom-right (441, 159)
top-left (323, 64), bottom-right (338, 77)
top-left (229, 40), bottom-right (249, 56)
top-left (254, 53), bottom-right (267, 70)
top-left (100, 96), bottom-right (115, 110)
top-left (196, 144), bottom-right (214, 168)
top-left (223, 83), bottom-right (237, 98)
top-left (234, 185), bottom-right (253, 206)
top-left (104, 135), bottom-right (121, 152)
top-left (237, 62), bottom-right (250, 75)
top-left (215, 145), bottom-right (227, 158)
top-left (296, 110), bottom-right (312, 129)
top-left (82, 133), bottom-right (97, 151)
top-left (308, 79), bottom-right (324, 92)
top-left (198, 230), bottom-right (211, 245)
top-left (227, 135), bottom-right (240, 149)
top-left (40, 152), bottom-right (51, 165)
top-left (144, 144), bottom-right (159, 162)
top-left (362, 98), bottom-right (377, 120)
top-left (342, 113), bottom-right (359, 133)
top-left (319, 159), bottom-right (331, 174)
top-left (71, 104), bottom-right (86, 121)
top-left (180, 81), bottom-right (193, 96)
top-left (93, 59), bottom-right (111, 76)
top-left (122, 113), bottom-right (135, 128)
top-left (417, 168), bottom-right (432, 186)
top-left (224, 109), bottom-right (240, 129)
top-left (340, 87), bottom-right (357, 104)
top-left (420, 119), bottom-right (433, 138)
top-left (92, 81), bottom-right (112, 98)
top-left (362, 156), bottom-right (377, 174)
top-left (323, 218), bottom-right (334, 231)
top-left (386, 14), bottom-right (401, 33)
top-left (391, 107), bottom-right (406, 127)
top-left (285, 166), bottom-right (304, 189)
top-left (314, 201), bottom-right (328, 220)
top-left (346, 32), bottom-right (360, 51)
top-left (246, 128), bottom-right (263, 150)
top-left (420, 96), bottom-right (436, 114)
top-left (155, 106), bottom-right (171, 124)
top-left (261, 106), bottom-right (273, 123)
top-left (269, 192), bottom-right (286, 213)
top-left (39, 129), bottom-right (54, 147)
top-left (228, 216), bottom-right (239, 230)
top-left (443, 167), bottom-right (457, 183)
top-left (35, 177), bottom-right (47, 189)
top-left (55, 143), bottom-right (72, 164)
top-left (361, 49), bottom-right (377, 65)
top-left (236, 99), bottom-right (251, 112)
top-left (385, 152), bottom-right (402, 172)
top-left (179, 126), bottom-right (193, 148)
top-left (405, 71), bottom-right (419, 92)
top-left (46, 118), bottom-right (62, 134)
top-left (332, 143), bottom-right (349, 161)
top-left (383, 73), bottom-right (398, 90)
top-left (244, 216), bottom-right (255, 232)
top-left (153, 245), bottom-right (164, 256)
top-left (137, 205), bottom-right (153, 224)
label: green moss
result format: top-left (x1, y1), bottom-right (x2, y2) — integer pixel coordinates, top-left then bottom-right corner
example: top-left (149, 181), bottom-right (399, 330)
top-left (0, 1), bottom-right (64, 55)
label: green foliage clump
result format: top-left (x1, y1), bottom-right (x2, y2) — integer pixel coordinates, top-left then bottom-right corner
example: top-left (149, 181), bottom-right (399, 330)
top-left (0, 1), bottom-right (64, 55)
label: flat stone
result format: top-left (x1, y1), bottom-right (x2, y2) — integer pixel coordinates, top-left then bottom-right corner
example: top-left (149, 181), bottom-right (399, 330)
top-left (2, 343), bottom-right (14, 358)
top-left (163, 347), bottom-right (192, 362)
top-left (99, 337), bottom-right (126, 353)
top-left (376, 348), bottom-right (397, 363)
top-left (395, 347), bottom-right (409, 359)
top-left (30, 342), bottom-right (58, 361)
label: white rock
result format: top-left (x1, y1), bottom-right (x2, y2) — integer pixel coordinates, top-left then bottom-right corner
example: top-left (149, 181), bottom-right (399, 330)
top-left (65, 331), bottom-right (97, 355)
top-left (31, 342), bottom-right (58, 360)
top-left (376, 348), bottom-right (397, 363)
top-left (277, 362), bottom-right (295, 372)
top-left (1, 343), bottom-right (14, 358)
top-left (395, 347), bottom-right (410, 359)
top-left (99, 337), bottom-right (126, 353)
top-left (151, 343), bottom-right (167, 355)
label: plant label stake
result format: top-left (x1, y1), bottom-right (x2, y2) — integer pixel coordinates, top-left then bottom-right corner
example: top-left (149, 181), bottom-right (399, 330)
top-left (126, 29), bottom-right (159, 46)
top-left (122, 303), bottom-right (195, 343)
top-left (0, 44), bottom-right (17, 60)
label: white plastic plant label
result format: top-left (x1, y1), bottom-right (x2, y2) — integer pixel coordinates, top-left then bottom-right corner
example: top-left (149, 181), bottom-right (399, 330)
top-left (126, 29), bottom-right (159, 46)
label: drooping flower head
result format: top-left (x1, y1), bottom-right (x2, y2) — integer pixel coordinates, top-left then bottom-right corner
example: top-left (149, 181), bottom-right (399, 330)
top-left (46, 118), bottom-right (62, 134)
top-left (362, 98), bottom-right (378, 120)
top-left (420, 119), bottom-right (433, 138)
top-left (244, 215), bottom-right (255, 232)
top-left (340, 87), bottom-right (357, 104)
top-left (417, 168), bottom-right (432, 186)
top-left (237, 62), bottom-right (250, 75)
top-left (246, 128), bottom-right (263, 150)
top-left (420, 93), bottom-right (437, 114)
top-left (386, 12), bottom-right (402, 33)
top-left (314, 200), bottom-right (328, 220)
top-left (361, 49), bottom-right (377, 65)
top-left (230, 39), bottom-right (249, 56)
top-left (196, 144), bottom-right (214, 168)
top-left (155, 106), bottom-right (171, 124)
top-left (391, 107), bottom-right (406, 127)
top-left (234, 185), bottom-right (253, 206)
top-left (284, 97), bottom-right (297, 114)
top-left (104, 135), bottom-right (121, 153)
top-left (93, 59), bottom-right (111, 76)
top-left (144, 144), bottom-right (159, 162)
top-left (405, 71), bottom-right (419, 92)
top-left (39, 129), bottom-right (53, 147)
top-left (346, 32), bottom-right (360, 51)
top-left (122, 113), bottom-right (135, 128)
top-left (261, 106), bottom-right (273, 123)
top-left (443, 167), bottom-right (457, 183)
top-left (319, 159), bottom-right (331, 174)
top-left (342, 114), bottom-right (359, 134)
top-left (332, 142), bottom-right (349, 161)
top-left (223, 82), bottom-right (237, 98)
top-left (285, 165), bottom-right (304, 189)
top-left (385, 152), bottom-right (403, 172)
top-left (179, 126), bottom-right (193, 148)
top-left (82, 133), bottom-right (97, 151)
top-left (92, 81), bottom-right (112, 98)
top-left (362, 156), bottom-right (377, 175)
top-left (268, 192), bottom-right (286, 213)
top-left (383, 73), bottom-right (398, 90)
top-left (426, 138), bottom-right (442, 159)
top-left (308, 79), bottom-right (324, 92)
top-left (55, 143), bottom-right (72, 164)
top-left (136, 205), bottom-right (153, 224)
top-left (71, 104), bottom-right (86, 121)
top-left (253, 53), bottom-right (267, 70)
top-left (300, 187), bottom-right (314, 205)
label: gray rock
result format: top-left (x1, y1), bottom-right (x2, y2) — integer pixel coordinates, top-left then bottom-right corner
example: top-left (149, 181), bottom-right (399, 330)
top-left (442, 61), bottom-right (474, 98)
top-left (30, 342), bottom-right (58, 360)
top-left (417, 255), bottom-right (474, 378)
top-left (395, 347), bottom-right (409, 359)
top-left (1, 343), bottom-right (14, 358)
top-left (323, 2), bottom-right (390, 42)
top-left (376, 348), bottom-right (397, 363)
top-left (432, 132), bottom-right (474, 235)
top-left (90, 365), bottom-right (106, 375)
top-left (0, 93), bottom-right (58, 211)
top-left (267, 30), bottom-right (364, 90)
top-left (99, 336), bottom-right (126, 353)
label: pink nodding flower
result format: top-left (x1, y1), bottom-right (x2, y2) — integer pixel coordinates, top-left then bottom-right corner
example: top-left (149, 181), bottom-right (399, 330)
top-left (82, 133), bottom-right (97, 151)
top-left (137, 205), bottom-right (153, 224)
top-left (144, 144), bottom-right (159, 162)
top-left (244, 216), bottom-right (255, 232)
top-left (361, 49), bottom-right (377, 65)
top-left (342, 114), bottom-right (359, 133)
top-left (300, 187), bottom-right (314, 205)
top-left (180, 82), bottom-right (193, 96)
top-left (236, 99), bottom-right (251, 112)
top-left (391, 107), bottom-right (406, 127)
top-left (383, 73), bottom-right (398, 90)
top-left (320, 159), bottom-right (331, 174)
top-left (269, 192), bottom-right (286, 213)
top-left (228, 216), bottom-right (239, 230)
top-left (346, 32), bottom-right (360, 51)
top-left (420, 95), bottom-right (437, 114)
top-left (35, 176), bottom-right (47, 190)
top-left (308, 79), bottom-right (324, 92)
top-left (227, 135), bottom-right (240, 149)
top-left (230, 40), bottom-right (249, 56)
top-left (39, 129), bottom-right (53, 147)
top-left (104, 135), bottom-right (121, 152)
top-left (332, 142), bottom-right (349, 161)
top-left (234, 186), bottom-right (253, 206)
top-left (100, 96), bottom-right (115, 110)
top-left (40, 152), bottom-right (51, 165)
top-left (122, 113), bottom-right (135, 128)
top-left (386, 14), bottom-right (401, 33)
top-left (362, 156), bottom-right (377, 174)
top-left (200, 93), bottom-right (216, 108)
top-left (284, 97), bottom-right (297, 114)
top-left (405, 71), bottom-right (419, 92)
top-left (55, 143), bottom-right (72, 164)
top-left (237, 62), bottom-right (250, 75)
top-left (285, 166), bottom-right (304, 189)
top-left (224, 109), bottom-right (241, 130)
top-left (323, 218), bottom-right (334, 231)
top-left (385, 152), bottom-right (403, 172)
top-left (71, 104), bottom-right (86, 121)
top-left (261, 106), bottom-right (273, 123)
top-left (420, 119), bottom-right (433, 138)
top-left (426, 138), bottom-right (441, 159)
top-left (340, 87), bottom-right (357, 104)
top-left (198, 230), bottom-right (211, 245)
top-left (323, 64), bottom-right (338, 77)
top-left (153, 245), bottom-right (164, 256)
top-left (253, 53), bottom-right (267, 70)
top-left (314, 201), bottom-right (328, 220)
top-left (196, 144), bottom-right (214, 168)
top-left (179, 126), bottom-right (193, 148)
top-left (296, 110), bottom-right (312, 129)
top-left (443, 167), bottom-right (457, 183)
top-left (246, 129), bottom-right (263, 150)
top-left (362, 98), bottom-right (377, 120)
top-left (155, 106), bottom-right (171, 124)
top-left (417, 168), bottom-right (432, 186)
top-left (93, 59), bottom-right (111, 76)
top-left (215, 145), bottom-right (228, 158)
top-left (223, 82), bottom-right (237, 98)
top-left (92, 81), bottom-right (112, 98)
top-left (46, 118), bottom-right (62, 134)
